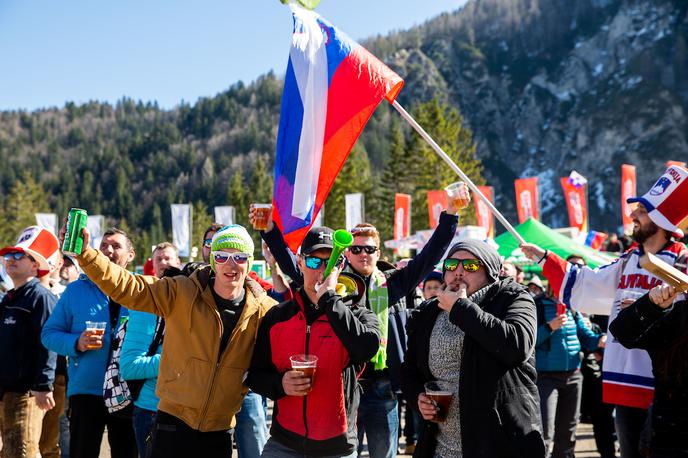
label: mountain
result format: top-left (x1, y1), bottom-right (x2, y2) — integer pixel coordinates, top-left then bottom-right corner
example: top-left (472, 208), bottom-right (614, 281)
top-left (369, 0), bottom-right (688, 229)
top-left (0, 0), bottom-right (686, 248)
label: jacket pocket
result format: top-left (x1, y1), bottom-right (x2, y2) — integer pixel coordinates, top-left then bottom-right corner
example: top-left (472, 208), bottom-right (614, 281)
top-left (159, 358), bottom-right (211, 409)
top-left (495, 387), bottom-right (545, 458)
top-left (206, 366), bottom-right (247, 423)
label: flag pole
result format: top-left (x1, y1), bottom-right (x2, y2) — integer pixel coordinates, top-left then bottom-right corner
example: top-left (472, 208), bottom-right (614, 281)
top-left (392, 100), bottom-right (526, 244)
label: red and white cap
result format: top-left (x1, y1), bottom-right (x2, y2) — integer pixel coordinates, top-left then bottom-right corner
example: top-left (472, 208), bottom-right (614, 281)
top-left (627, 165), bottom-right (688, 238)
top-left (0, 226), bottom-right (60, 276)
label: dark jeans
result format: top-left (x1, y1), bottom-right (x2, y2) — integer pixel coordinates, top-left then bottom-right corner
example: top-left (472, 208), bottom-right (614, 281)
top-left (356, 378), bottom-right (398, 458)
top-left (537, 370), bottom-right (583, 458)
top-left (147, 410), bottom-right (232, 458)
top-left (68, 394), bottom-right (137, 458)
top-left (615, 405), bottom-right (647, 458)
top-left (133, 407), bottom-right (156, 458)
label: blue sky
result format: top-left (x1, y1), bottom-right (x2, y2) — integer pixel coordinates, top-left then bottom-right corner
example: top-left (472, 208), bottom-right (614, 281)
top-left (0, 0), bottom-right (466, 111)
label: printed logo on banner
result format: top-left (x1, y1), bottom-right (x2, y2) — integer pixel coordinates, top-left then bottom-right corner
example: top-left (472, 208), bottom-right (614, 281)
top-left (623, 179), bottom-right (634, 217)
top-left (395, 207), bottom-right (405, 240)
top-left (520, 190), bottom-right (533, 219)
top-left (568, 191), bottom-right (584, 225)
top-left (650, 177), bottom-right (671, 196)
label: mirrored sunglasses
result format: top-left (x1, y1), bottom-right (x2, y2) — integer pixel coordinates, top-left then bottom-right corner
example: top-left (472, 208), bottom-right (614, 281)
top-left (212, 251), bottom-right (250, 265)
top-left (349, 245), bottom-right (378, 255)
top-left (443, 258), bottom-right (482, 273)
top-left (3, 252), bottom-right (30, 262)
top-left (304, 256), bottom-right (327, 270)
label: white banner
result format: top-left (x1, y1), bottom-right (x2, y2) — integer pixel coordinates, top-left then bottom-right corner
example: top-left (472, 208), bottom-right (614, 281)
top-left (313, 205), bottom-right (324, 227)
top-left (87, 215), bottom-right (104, 248)
top-left (214, 206), bottom-right (235, 226)
top-left (345, 194), bottom-right (364, 231)
top-left (171, 204), bottom-right (192, 257)
top-left (35, 213), bottom-right (57, 235)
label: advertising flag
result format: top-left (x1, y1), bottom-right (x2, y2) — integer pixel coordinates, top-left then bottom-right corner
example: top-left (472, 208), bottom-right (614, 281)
top-left (345, 193), bottom-right (364, 231)
top-left (473, 186), bottom-right (495, 238)
top-left (171, 204), bottom-right (191, 257)
top-left (514, 178), bottom-right (539, 223)
top-left (426, 190), bottom-right (448, 229)
top-left (621, 164), bottom-right (636, 235)
top-left (394, 193), bottom-right (411, 241)
top-left (214, 206), bottom-right (236, 226)
top-left (87, 215), bottom-right (104, 249)
top-left (561, 172), bottom-right (588, 233)
top-left (272, 4), bottom-right (404, 252)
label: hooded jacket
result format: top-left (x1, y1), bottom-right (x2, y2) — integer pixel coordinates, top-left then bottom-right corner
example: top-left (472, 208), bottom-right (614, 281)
top-left (75, 247), bottom-right (276, 432)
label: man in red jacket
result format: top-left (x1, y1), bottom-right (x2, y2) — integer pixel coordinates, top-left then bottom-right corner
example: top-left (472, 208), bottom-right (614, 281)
top-left (246, 226), bottom-right (380, 457)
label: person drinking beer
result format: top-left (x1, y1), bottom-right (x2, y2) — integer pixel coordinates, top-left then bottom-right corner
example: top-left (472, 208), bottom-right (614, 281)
top-left (400, 240), bottom-right (545, 458)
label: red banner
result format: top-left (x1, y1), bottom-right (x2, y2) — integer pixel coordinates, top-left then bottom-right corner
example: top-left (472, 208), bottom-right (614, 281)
top-left (473, 186), bottom-right (495, 238)
top-left (621, 164), bottom-right (637, 235)
top-left (426, 190), bottom-right (448, 229)
top-left (560, 177), bottom-right (588, 233)
top-left (666, 160), bottom-right (687, 168)
top-left (514, 178), bottom-right (539, 223)
top-left (394, 193), bottom-right (411, 240)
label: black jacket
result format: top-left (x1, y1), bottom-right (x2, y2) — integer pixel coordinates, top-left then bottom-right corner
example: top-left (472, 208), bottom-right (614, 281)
top-left (610, 294), bottom-right (688, 454)
top-left (246, 288), bottom-right (380, 456)
top-left (0, 278), bottom-right (57, 392)
top-left (401, 278), bottom-right (545, 458)
top-left (262, 211), bottom-right (458, 391)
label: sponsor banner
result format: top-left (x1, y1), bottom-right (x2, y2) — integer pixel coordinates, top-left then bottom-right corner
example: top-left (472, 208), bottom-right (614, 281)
top-left (621, 164), bottom-right (636, 235)
top-left (171, 204), bottom-right (192, 257)
top-left (514, 178), bottom-right (539, 223)
top-left (561, 175), bottom-right (588, 233)
top-left (345, 193), bottom-right (364, 231)
top-left (214, 206), bottom-right (235, 226)
top-left (426, 190), bottom-right (448, 229)
top-left (394, 193), bottom-right (412, 241)
top-left (473, 186), bottom-right (495, 239)
top-left (87, 215), bottom-right (104, 249)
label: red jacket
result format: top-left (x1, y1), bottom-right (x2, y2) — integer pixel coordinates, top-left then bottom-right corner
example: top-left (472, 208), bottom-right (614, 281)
top-left (246, 288), bottom-right (379, 456)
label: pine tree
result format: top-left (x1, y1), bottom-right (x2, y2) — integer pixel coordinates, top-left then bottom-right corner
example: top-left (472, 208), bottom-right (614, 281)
top-left (248, 155), bottom-right (273, 204)
top-left (406, 98), bottom-right (483, 230)
top-left (325, 145), bottom-right (373, 229)
top-left (191, 201), bottom-right (213, 259)
top-left (0, 172), bottom-right (49, 246)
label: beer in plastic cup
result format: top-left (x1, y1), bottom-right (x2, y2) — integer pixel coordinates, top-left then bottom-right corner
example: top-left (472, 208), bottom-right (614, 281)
top-left (620, 290), bottom-right (644, 310)
top-left (85, 321), bottom-right (106, 349)
top-left (252, 204), bottom-right (272, 231)
top-left (424, 381), bottom-right (454, 422)
top-left (290, 354), bottom-right (318, 390)
top-left (444, 182), bottom-right (471, 210)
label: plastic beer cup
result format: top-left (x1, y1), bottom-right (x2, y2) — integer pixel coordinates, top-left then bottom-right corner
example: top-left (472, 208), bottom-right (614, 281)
top-left (252, 204), bottom-right (272, 231)
top-left (444, 182), bottom-right (471, 210)
top-left (85, 321), bottom-right (106, 349)
top-left (290, 354), bottom-right (318, 391)
top-left (424, 381), bottom-right (454, 422)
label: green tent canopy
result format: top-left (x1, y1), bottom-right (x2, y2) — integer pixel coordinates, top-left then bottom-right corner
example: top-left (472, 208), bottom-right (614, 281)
top-left (494, 218), bottom-right (617, 272)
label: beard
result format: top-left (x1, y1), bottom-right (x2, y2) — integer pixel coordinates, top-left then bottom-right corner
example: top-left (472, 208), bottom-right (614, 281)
top-left (632, 220), bottom-right (660, 244)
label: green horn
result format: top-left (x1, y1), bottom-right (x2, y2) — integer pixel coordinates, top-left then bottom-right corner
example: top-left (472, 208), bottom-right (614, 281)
top-left (323, 229), bottom-right (353, 278)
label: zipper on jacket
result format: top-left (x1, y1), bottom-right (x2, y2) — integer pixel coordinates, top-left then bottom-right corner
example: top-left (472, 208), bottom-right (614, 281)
top-left (302, 323), bottom-right (311, 451)
top-left (197, 310), bottom-right (225, 430)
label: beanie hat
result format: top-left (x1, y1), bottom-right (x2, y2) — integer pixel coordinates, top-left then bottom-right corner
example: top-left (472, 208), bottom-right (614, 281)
top-left (0, 226), bottom-right (60, 278)
top-left (627, 165), bottom-right (688, 237)
top-left (210, 225), bottom-right (254, 271)
top-left (424, 270), bottom-right (443, 284)
top-left (444, 239), bottom-right (502, 284)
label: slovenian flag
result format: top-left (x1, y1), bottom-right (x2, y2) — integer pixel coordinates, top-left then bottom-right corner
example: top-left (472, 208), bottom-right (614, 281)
top-left (272, 4), bottom-right (404, 252)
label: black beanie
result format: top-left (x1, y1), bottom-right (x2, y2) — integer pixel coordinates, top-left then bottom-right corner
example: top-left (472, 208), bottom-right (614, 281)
top-left (445, 239), bottom-right (502, 283)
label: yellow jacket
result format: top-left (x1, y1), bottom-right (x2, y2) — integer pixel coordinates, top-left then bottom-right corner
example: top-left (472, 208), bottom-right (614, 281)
top-left (77, 247), bottom-right (276, 432)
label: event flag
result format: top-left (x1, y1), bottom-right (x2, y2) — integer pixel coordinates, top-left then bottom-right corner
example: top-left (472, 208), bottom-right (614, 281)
top-left (426, 190), bottom-right (448, 229)
top-left (561, 170), bottom-right (588, 233)
top-left (621, 164), bottom-right (636, 234)
top-left (514, 178), bottom-right (540, 223)
top-left (272, 4), bottom-right (404, 252)
top-left (473, 186), bottom-right (495, 238)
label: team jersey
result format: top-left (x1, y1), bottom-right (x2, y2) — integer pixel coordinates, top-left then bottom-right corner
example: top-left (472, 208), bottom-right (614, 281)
top-left (541, 241), bottom-right (687, 409)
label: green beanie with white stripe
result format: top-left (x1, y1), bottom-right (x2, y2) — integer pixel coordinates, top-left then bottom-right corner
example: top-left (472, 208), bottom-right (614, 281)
top-left (210, 225), bottom-right (254, 271)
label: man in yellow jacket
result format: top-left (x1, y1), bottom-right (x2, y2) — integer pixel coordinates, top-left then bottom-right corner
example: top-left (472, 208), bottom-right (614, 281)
top-left (65, 224), bottom-right (276, 458)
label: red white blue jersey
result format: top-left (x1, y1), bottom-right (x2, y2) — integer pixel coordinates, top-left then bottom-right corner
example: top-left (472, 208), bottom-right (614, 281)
top-left (541, 242), bottom-right (687, 409)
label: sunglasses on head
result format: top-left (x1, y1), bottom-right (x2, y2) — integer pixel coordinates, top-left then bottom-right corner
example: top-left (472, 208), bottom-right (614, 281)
top-left (212, 251), bottom-right (249, 265)
top-left (304, 256), bottom-right (328, 270)
top-left (203, 238), bottom-right (213, 248)
top-left (3, 252), bottom-right (31, 262)
top-left (349, 245), bottom-right (378, 255)
top-left (443, 258), bottom-right (482, 273)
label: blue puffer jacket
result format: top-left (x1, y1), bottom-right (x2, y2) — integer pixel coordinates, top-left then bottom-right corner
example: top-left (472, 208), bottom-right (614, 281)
top-left (42, 274), bottom-right (129, 397)
top-left (535, 295), bottom-right (601, 372)
top-left (120, 310), bottom-right (162, 412)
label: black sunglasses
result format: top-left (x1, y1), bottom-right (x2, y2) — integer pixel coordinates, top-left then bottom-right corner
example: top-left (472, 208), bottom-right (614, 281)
top-left (349, 245), bottom-right (378, 255)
